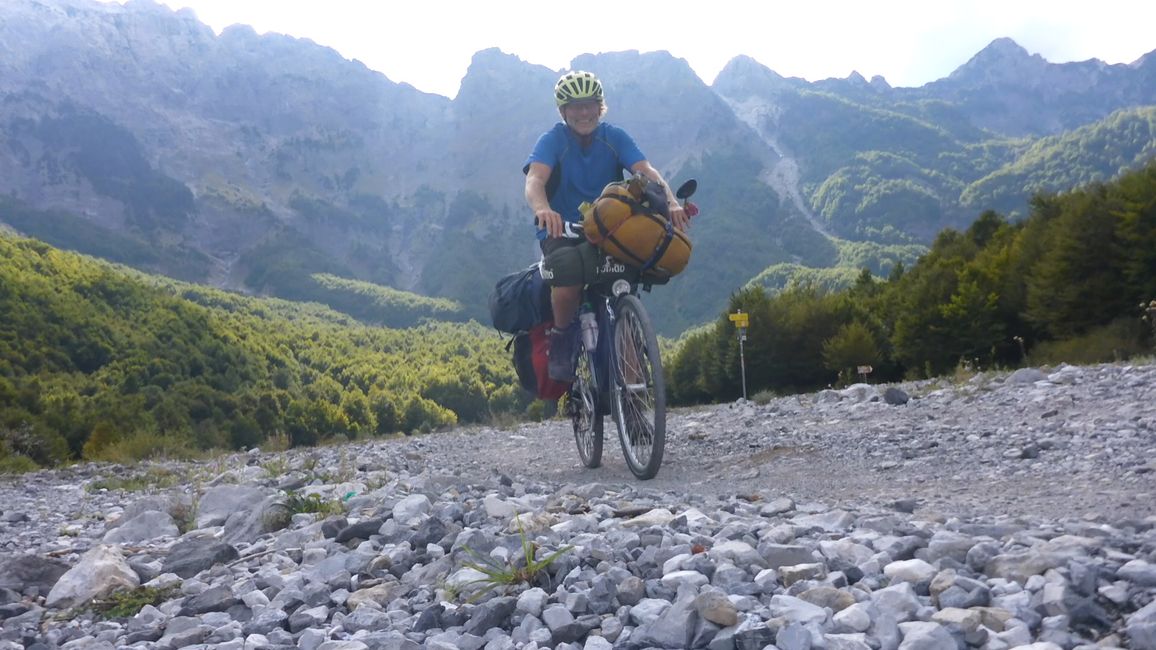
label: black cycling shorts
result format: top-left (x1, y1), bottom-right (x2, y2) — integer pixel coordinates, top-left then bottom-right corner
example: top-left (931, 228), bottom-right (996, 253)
top-left (541, 238), bottom-right (639, 288)
top-left (540, 237), bottom-right (589, 287)
top-left (539, 235), bottom-right (582, 257)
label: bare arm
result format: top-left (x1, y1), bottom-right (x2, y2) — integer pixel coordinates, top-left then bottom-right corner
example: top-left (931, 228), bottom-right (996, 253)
top-left (525, 161), bottom-right (565, 239)
top-left (630, 160), bottom-right (690, 231)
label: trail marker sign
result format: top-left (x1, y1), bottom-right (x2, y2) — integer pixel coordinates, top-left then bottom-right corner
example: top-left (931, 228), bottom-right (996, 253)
top-left (729, 311), bottom-right (749, 399)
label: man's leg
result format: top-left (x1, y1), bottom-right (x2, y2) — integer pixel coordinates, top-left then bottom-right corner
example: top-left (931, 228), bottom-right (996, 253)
top-left (541, 239), bottom-right (587, 382)
top-left (551, 285), bottom-right (581, 329)
top-left (545, 284), bottom-right (580, 382)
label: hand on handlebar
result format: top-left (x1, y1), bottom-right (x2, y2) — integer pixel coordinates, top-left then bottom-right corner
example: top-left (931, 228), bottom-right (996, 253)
top-left (669, 203), bottom-right (691, 232)
top-left (535, 208), bottom-right (565, 239)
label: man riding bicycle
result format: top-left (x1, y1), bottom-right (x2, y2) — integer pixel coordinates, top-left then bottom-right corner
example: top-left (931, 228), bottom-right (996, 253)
top-left (524, 70), bottom-right (690, 382)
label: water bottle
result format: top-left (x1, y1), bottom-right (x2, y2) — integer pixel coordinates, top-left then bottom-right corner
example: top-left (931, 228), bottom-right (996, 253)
top-left (579, 304), bottom-right (598, 350)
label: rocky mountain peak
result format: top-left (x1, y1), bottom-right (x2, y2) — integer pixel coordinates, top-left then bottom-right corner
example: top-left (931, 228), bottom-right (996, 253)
top-left (712, 55), bottom-right (794, 100)
top-left (1135, 49), bottom-right (1156, 69)
top-left (571, 49), bottom-right (700, 86)
top-left (719, 54), bottom-right (779, 77)
top-left (977, 36), bottom-right (1032, 59)
top-left (468, 47), bottom-right (531, 70)
top-left (457, 48), bottom-right (548, 104)
top-left (947, 37), bottom-right (1049, 86)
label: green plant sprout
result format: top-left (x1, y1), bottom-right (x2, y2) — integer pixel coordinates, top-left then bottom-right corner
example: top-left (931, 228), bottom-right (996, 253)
top-left (91, 585), bottom-right (178, 619)
top-left (459, 513), bottom-right (573, 602)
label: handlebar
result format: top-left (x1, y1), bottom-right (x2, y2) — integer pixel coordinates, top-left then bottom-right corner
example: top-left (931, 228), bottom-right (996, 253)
top-left (558, 221), bottom-right (585, 239)
top-left (535, 176), bottom-right (699, 233)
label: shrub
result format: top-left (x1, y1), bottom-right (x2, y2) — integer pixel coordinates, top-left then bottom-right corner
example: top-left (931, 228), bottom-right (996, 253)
top-left (0, 454), bottom-right (39, 475)
top-left (0, 423), bottom-right (68, 466)
top-left (87, 430), bottom-right (201, 464)
top-left (1030, 317), bottom-right (1148, 366)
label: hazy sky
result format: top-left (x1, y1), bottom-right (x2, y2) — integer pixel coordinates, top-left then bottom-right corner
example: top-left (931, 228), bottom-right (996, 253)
top-left (102, 0), bottom-right (1155, 98)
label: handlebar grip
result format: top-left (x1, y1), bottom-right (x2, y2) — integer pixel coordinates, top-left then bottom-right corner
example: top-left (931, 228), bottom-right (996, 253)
top-left (686, 202), bottom-right (699, 217)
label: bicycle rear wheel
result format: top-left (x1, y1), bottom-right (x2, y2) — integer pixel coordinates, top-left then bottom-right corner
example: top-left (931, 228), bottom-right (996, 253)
top-left (610, 294), bottom-right (665, 480)
top-left (569, 344), bottom-right (603, 468)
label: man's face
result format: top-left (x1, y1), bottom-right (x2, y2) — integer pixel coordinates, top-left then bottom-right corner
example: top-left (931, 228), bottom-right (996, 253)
top-left (562, 99), bottom-right (602, 136)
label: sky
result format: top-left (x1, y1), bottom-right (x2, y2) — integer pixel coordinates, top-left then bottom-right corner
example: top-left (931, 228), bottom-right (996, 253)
top-left (102, 0), bottom-right (1156, 99)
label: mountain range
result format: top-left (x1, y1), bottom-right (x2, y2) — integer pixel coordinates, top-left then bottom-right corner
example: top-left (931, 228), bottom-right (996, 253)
top-left (2, 0), bottom-right (1155, 335)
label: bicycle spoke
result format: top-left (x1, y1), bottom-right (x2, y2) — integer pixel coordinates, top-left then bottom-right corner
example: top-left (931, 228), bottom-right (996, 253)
top-left (571, 345), bottom-right (602, 469)
top-left (611, 294), bottom-right (665, 480)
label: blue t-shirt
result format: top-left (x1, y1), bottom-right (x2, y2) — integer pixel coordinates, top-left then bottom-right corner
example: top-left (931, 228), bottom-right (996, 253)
top-left (524, 122), bottom-right (646, 241)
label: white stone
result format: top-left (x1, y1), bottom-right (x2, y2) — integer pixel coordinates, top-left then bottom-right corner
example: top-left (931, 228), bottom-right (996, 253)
top-left (622, 508), bottom-right (675, 528)
top-left (46, 545), bottom-right (140, 609)
top-left (884, 558), bottom-right (937, 584)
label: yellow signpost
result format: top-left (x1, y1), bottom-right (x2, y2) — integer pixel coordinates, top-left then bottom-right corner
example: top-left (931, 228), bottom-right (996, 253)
top-left (729, 310), bottom-right (749, 399)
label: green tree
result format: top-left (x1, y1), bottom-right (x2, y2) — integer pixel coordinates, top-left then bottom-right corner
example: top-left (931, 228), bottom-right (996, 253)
top-left (368, 390), bottom-right (399, 435)
top-left (822, 321), bottom-right (881, 383)
top-left (1025, 185), bottom-right (1129, 338)
top-left (339, 389), bottom-right (374, 435)
top-left (421, 374), bottom-right (489, 424)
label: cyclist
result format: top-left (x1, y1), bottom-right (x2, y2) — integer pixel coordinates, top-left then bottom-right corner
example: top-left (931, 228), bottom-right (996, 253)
top-left (524, 70), bottom-right (689, 382)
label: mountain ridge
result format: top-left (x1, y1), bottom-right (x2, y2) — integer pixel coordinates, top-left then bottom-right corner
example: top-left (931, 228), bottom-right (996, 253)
top-left (2, 0), bottom-right (1155, 335)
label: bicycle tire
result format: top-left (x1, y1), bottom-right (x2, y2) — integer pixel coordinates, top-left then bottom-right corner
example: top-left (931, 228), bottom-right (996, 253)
top-left (570, 344), bottom-right (603, 468)
top-left (610, 294), bottom-right (665, 479)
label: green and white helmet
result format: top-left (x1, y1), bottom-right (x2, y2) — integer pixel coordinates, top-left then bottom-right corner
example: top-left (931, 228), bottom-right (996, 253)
top-left (554, 70), bottom-right (603, 107)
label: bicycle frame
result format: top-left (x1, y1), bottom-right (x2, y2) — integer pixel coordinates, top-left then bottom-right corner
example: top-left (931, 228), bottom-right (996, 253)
top-left (577, 283), bottom-right (613, 409)
top-left (578, 272), bottom-right (655, 407)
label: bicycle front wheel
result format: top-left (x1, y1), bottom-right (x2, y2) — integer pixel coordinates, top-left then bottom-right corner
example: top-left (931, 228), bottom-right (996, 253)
top-left (610, 294), bottom-right (665, 480)
top-left (569, 344), bottom-right (603, 468)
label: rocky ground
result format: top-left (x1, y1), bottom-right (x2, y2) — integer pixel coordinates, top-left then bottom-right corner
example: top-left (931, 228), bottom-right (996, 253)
top-left (1, 362), bottom-right (1155, 649)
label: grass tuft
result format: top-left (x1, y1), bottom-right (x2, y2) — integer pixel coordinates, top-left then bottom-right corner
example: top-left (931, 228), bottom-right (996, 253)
top-left (88, 431), bottom-right (203, 464)
top-left (91, 585), bottom-right (178, 619)
top-left (458, 513), bottom-right (573, 602)
top-left (282, 491), bottom-right (344, 516)
top-left (86, 467), bottom-right (183, 493)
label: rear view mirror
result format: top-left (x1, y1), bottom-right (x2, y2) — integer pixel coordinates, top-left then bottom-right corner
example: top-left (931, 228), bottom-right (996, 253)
top-left (675, 179), bottom-right (697, 200)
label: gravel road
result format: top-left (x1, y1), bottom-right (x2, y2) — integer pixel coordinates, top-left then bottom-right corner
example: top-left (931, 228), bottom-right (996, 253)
top-left (398, 362), bottom-right (1156, 525)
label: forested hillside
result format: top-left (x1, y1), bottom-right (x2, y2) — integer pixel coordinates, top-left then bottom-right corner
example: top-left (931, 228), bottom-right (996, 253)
top-left (3, 161), bottom-right (1155, 470)
top-left (669, 162), bottom-right (1156, 402)
top-left (0, 235), bottom-right (521, 469)
top-left (790, 101), bottom-right (1156, 242)
top-left (960, 107), bottom-right (1156, 216)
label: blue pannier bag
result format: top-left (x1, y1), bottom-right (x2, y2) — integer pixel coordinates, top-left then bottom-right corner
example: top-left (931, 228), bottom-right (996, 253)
top-left (488, 263), bottom-right (552, 334)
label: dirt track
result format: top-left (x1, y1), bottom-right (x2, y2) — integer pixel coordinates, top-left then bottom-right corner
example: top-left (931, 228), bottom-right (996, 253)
top-left (389, 367), bottom-right (1156, 525)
